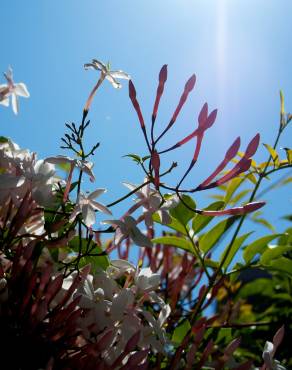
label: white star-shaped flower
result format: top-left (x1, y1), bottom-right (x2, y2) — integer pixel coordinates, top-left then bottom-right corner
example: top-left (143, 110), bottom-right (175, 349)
top-left (84, 59), bottom-right (130, 89)
top-left (0, 67), bottom-right (30, 114)
top-left (70, 189), bottom-right (112, 227)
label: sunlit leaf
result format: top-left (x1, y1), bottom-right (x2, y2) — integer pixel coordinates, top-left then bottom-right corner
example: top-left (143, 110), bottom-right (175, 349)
top-left (263, 144), bottom-right (280, 168)
top-left (123, 153), bottom-right (142, 164)
top-left (260, 245), bottom-right (292, 265)
top-left (243, 234), bottom-right (283, 263)
top-left (69, 236), bottom-right (109, 271)
top-left (151, 236), bottom-right (195, 254)
top-left (220, 232), bottom-right (252, 269)
top-left (172, 319), bottom-right (191, 344)
top-left (170, 194), bottom-right (196, 225)
top-left (270, 257), bottom-right (292, 276)
top-left (152, 213), bottom-right (187, 234)
top-left (224, 178), bottom-right (244, 204)
top-left (199, 217), bottom-right (237, 254)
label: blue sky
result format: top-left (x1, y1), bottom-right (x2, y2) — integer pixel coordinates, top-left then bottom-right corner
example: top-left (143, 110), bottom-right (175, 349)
top-left (1, 0), bottom-right (291, 234)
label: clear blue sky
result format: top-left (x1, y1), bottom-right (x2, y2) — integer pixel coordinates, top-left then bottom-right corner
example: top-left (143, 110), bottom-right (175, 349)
top-left (1, 0), bottom-right (291, 233)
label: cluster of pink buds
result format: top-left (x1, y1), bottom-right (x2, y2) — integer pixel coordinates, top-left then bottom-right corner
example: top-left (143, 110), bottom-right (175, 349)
top-left (129, 65), bottom-right (265, 217)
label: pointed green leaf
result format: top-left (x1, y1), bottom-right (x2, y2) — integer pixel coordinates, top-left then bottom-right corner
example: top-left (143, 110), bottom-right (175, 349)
top-left (172, 319), bottom-right (191, 344)
top-left (170, 194), bottom-right (196, 225)
top-left (152, 213), bottom-right (187, 234)
top-left (199, 217), bottom-right (237, 254)
top-left (69, 236), bottom-right (109, 271)
top-left (152, 236), bottom-right (195, 254)
top-left (260, 245), bottom-right (292, 265)
top-left (123, 153), bottom-right (142, 164)
top-left (224, 178), bottom-right (244, 204)
top-left (270, 257), bottom-right (292, 276)
top-left (220, 232), bottom-right (252, 270)
top-left (263, 144), bottom-right (280, 168)
top-left (243, 234), bottom-right (283, 263)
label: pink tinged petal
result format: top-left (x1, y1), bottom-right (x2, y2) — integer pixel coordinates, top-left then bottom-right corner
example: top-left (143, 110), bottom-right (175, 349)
top-left (198, 103), bottom-right (209, 127)
top-left (273, 325), bottom-right (285, 350)
top-left (169, 74), bottom-right (196, 127)
top-left (197, 137), bottom-right (241, 188)
top-left (88, 188), bottom-right (106, 199)
top-left (203, 109), bottom-right (217, 130)
top-left (151, 150), bottom-right (160, 189)
top-left (92, 59), bottom-right (107, 70)
top-left (84, 63), bottom-right (98, 70)
top-left (129, 80), bottom-right (146, 129)
top-left (63, 162), bottom-right (75, 202)
top-left (11, 93), bottom-right (19, 114)
top-left (105, 74), bottom-right (122, 89)
top-left (82, 204), bottom-right (96, 227)
top-left (200, 201), bottom-right (265, 216)
top-left (90, 200), bottom-right (112, 215)
top-left (14, 83), bottom-right (30, 97)
top-left (224, 337), bottom-right (241, 356)
top-left (152, 64), bottom-right (168, 122)
top-left (199, 157), bottom-right (251, 190)
top-left (125, 331), bottom-right (141, 352)
top-left (245, 133), bottom-right (260, 158)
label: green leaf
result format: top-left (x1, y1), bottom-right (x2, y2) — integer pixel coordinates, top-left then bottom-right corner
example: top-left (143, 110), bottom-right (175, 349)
top-left (224, 178), bottom-right (244, 204)
top-left (192, 201), bottom-right (225, 233)
top-left (170, 194), bottom-right (196, 225)
top-left (69, 237), bottom-right (109, 271)
top-left (269, 257), bottom-right (292, 276)
top-left (283, 148), bottom-right (292, 164)
top-left (123, 153), bottom-right (142, 164)
top-left (246, 173), bottom-right (257, 185)
top-left (263, 144), bottom-right (280, 168)
top-left (172, 319), bottom-right (191, 344)
top-left (230, 189), bottom-right (251, 205)
top-left (151, 236), bottom-right (195, 254)
top-left (220, 232), bottom-right (252, 270)
top-left (0, 136), bottom-right (9, 144)
top-left (243, 234), bottom-right (283, 263)
top-left (152, 213), bottom-right (187, 235)
top-left (260, 245), bottom-right (292, 265)
top-left (199, 217), bottom-right (237, 254)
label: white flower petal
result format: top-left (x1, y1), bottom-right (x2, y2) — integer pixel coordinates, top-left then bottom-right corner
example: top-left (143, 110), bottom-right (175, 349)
top-left (82, 204), bottom-right (96, 227)
top-left (90, 200), bottom-right (112, 215)
top-left (14, 83), bottom-right (30, 97)
top-left (88, 188), bottom-right (106, 200)
top-left (110, 70), bottom-right (131, 80)
top-left (105, 74), bottom-right (122, 89)
top-left (11, 93), bottom-right (19, 114)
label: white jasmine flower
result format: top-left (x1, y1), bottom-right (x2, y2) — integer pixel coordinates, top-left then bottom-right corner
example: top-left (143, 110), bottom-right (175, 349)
top-left (135, 267), bottom-right (161, 292)
top-left (124, 180), bottom-right (179, 226)
top-left (70, 189), bottom-right (112, 227)
top-left (45, 155), bottom-right (95, 182)
top-left (0, 67), bottom-right (30, 114)
top-left (103, 215), bottom-right (152, 247)
top-left (84, 59), bottom-right (130, 89)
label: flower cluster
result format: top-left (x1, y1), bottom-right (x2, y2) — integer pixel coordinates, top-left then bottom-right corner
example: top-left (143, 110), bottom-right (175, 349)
top-left (62, 259), bottom-right (170, 367)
